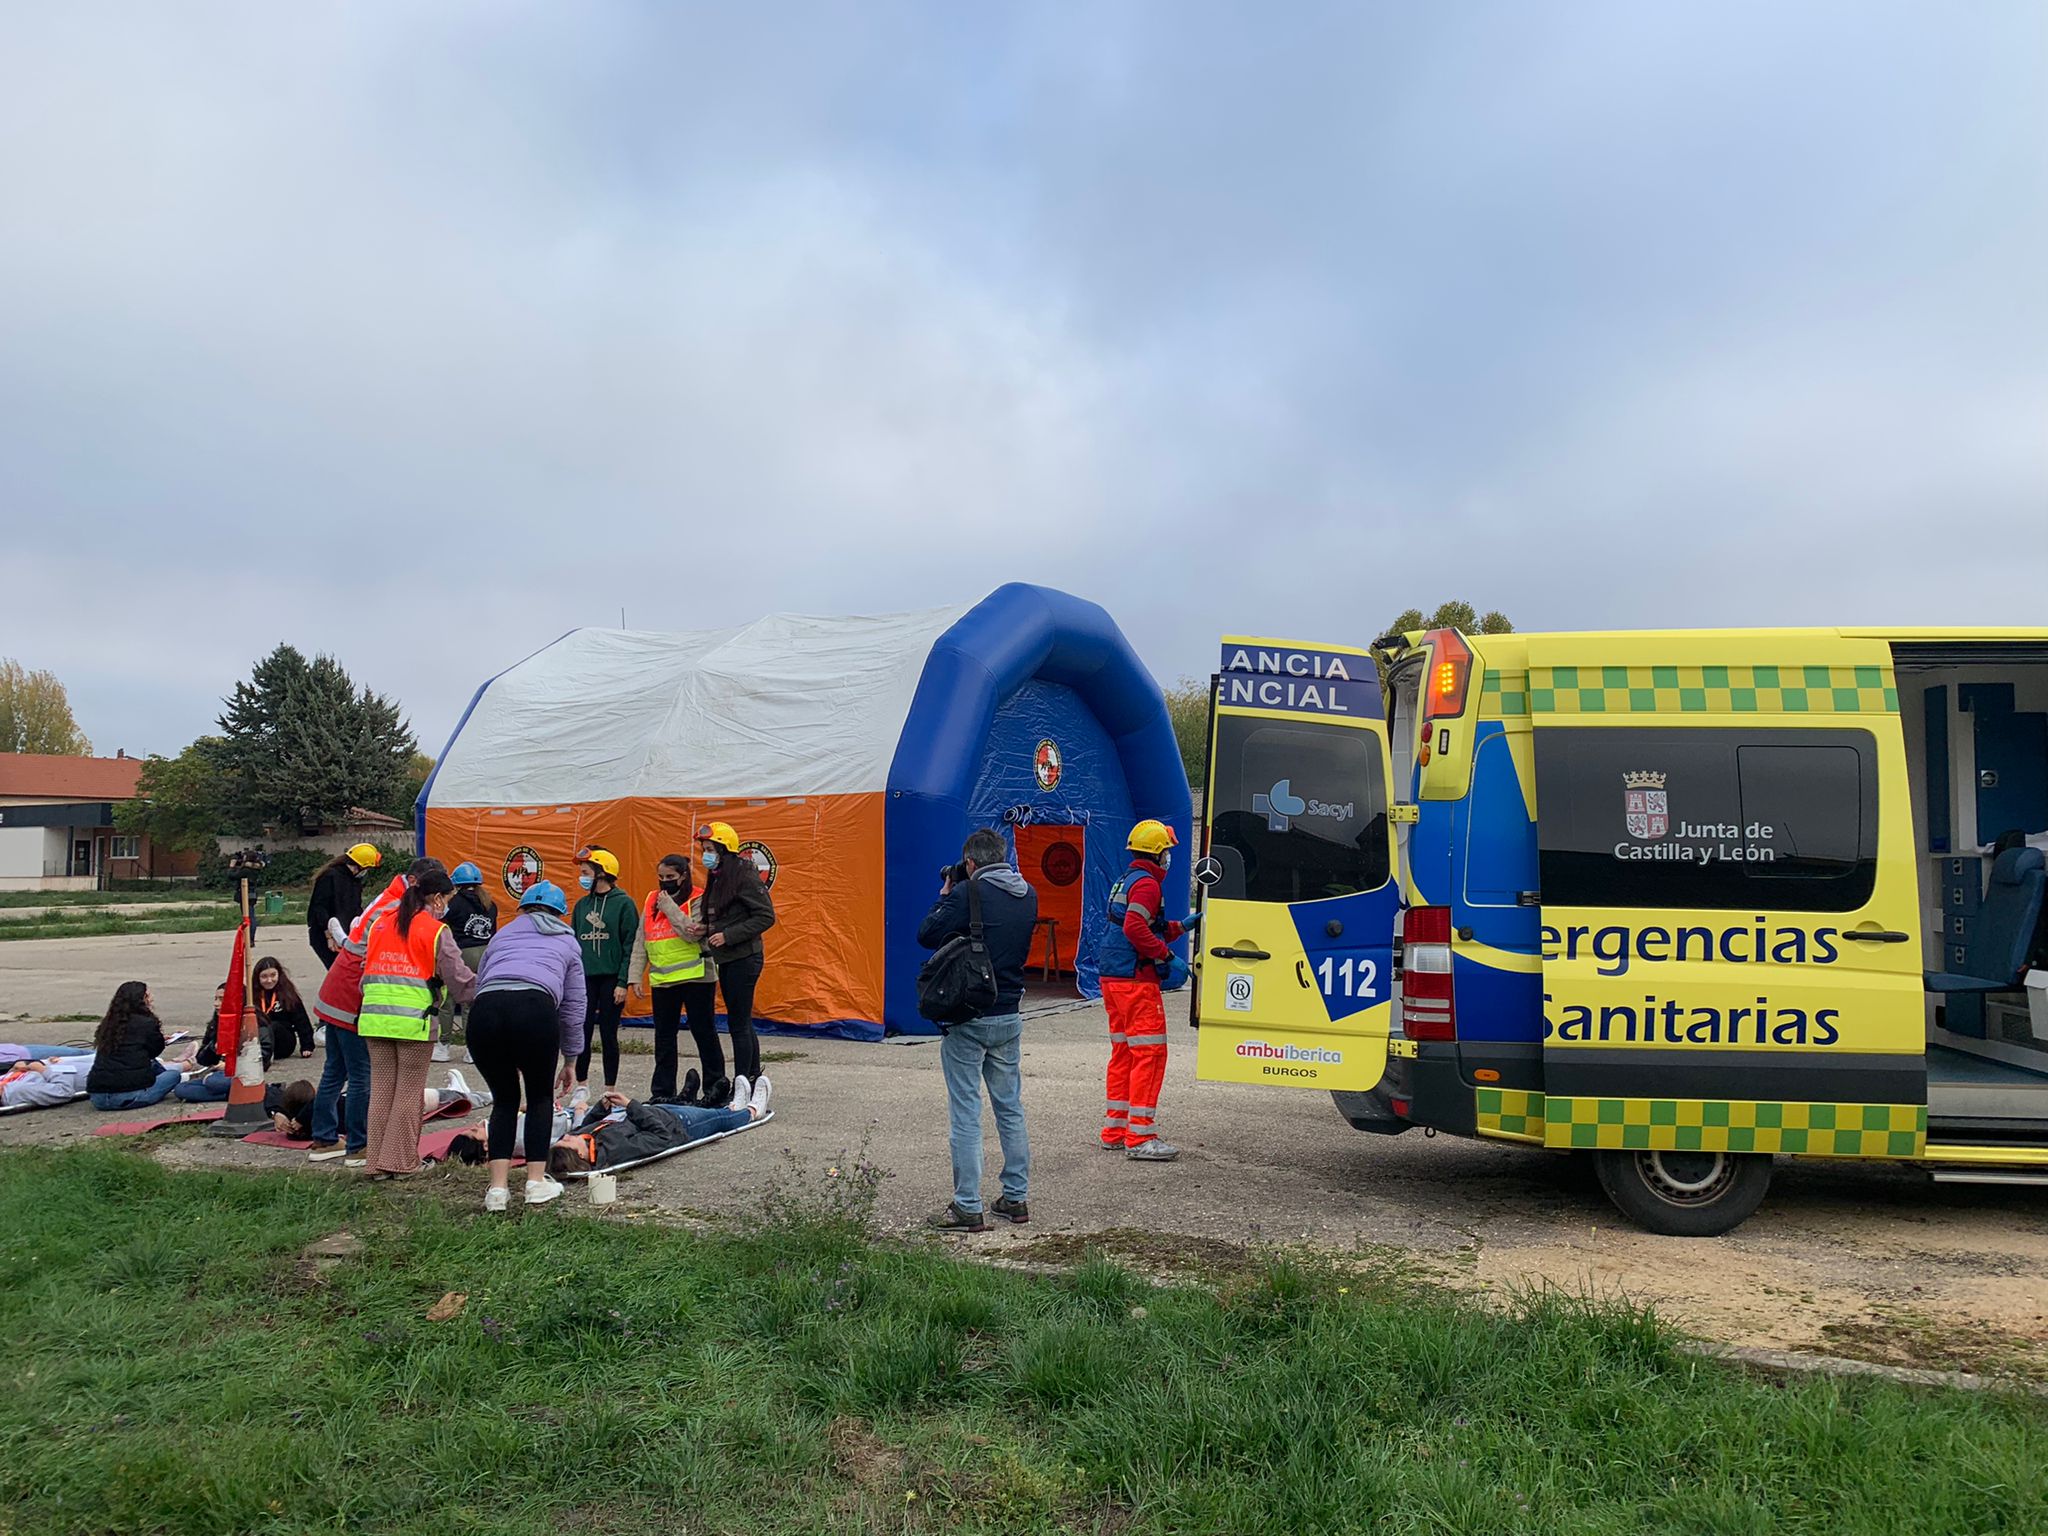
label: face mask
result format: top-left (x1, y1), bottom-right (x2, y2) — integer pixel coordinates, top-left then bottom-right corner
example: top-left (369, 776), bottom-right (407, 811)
top-left (578, 875), bottom-right (594, 891)
top-left (701, 849), bottom-right (720, 871)
top-left (659, 878), bottom-right (682, 893)
top-left (1160, 852), bottom-right (1171, 872)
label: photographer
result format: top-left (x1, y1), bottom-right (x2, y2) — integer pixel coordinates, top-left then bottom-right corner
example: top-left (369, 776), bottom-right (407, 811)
top-left (916, 828), bottom-right (1038, 1233)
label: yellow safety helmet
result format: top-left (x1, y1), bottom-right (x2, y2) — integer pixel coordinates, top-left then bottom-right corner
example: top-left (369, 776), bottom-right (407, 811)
top-left (695, 821), bottom-right (741, 854)
top-left (345, 843), bottom-right (382, 869)
top-left (1126, 819), bottom-right (1178, 857)
top-left (578, 846), bottom-right (621, 880)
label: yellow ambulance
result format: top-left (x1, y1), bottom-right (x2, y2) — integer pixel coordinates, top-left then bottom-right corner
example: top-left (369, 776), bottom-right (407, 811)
top-left (1196, 627), bottom-right (2048, 1235)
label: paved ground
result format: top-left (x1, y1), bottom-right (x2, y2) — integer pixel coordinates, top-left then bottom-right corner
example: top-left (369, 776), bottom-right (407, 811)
top-left (6, 929), bottom-right (2048, 1376)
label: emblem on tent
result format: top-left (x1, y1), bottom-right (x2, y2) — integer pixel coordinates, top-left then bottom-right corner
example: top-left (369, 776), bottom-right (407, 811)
top-left (1040, 839), bottom-right (1083, 888)
top-left (1034, 738), bottom-right (1063, 792)
top-left (502, 846), bottom-right (544, 899)
top-left (1623, 771), bottom-right (1668, 840)
top-left (740, 840), bottom-right (778, 889)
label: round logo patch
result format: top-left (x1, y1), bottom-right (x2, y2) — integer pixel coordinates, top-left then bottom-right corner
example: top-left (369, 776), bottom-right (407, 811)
top-left (1033, 738), bottom-right (1063, 792)
top-left (1040, 839), bottom-right (1083, 888)
top-left (501, 846), bottom-right (544, 900)
top-left (739, 840), bottom-right (778, 889)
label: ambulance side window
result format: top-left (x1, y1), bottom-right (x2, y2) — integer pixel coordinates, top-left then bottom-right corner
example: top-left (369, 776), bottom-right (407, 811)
top-left (1535, 726), bottom-right (1877, 911)
top-left (1209, 716), bottom-right (1390, 903)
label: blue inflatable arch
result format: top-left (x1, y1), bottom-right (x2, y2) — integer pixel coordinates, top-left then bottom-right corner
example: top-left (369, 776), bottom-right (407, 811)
top-left (883, 583), bottom-right (1193, 1035)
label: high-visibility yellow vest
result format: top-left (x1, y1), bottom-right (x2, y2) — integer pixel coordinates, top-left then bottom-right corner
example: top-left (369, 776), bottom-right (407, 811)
top-left (642, 890), bottom-right (706, 986)
top-left (358, 906), bottom-right (444, 1041)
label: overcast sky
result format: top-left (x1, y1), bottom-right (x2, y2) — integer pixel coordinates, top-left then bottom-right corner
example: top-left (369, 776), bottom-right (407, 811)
top-left (3, 2), bottom-right (2043, 761)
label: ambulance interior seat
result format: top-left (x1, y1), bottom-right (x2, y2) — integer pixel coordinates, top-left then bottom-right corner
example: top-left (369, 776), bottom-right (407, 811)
top-left (1924, 846), bottom-right (2047, 996)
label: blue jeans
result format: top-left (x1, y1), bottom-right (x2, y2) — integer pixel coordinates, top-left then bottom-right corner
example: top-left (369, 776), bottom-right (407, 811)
top-left (648, 1102), bottom-right (750, 1140)
top-left (89, 1065), bottom-right (182, 1112)
top-left (312, 1026), bottom-right (372, 1151)
top-left (10, 1044), bottom-right (94, 1062)
top-left (175, 1072), bottom-right (232, 1102)
top-left (938, 1012), bottom-right (1029, 1214)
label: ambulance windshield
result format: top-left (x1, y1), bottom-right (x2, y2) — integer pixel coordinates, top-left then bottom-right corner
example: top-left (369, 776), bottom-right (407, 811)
top-left (1208, 716), bottom-right (1389, 903)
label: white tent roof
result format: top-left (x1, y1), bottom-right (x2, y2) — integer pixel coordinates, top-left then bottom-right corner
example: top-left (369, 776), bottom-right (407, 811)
top-left (428, 604), bottom-right (973, 807)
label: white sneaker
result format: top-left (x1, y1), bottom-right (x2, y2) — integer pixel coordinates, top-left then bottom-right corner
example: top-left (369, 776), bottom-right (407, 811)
top-left (483, 1186), bottom-right (509, 1213)
top-left (459, 1047), bottom-right (472, 1064)
top-left (570, 1085), bottom-right (590, 1115)
top-left (443, 1067), bottom-right (475, 1101)
top-left (343, 1155), bottom-right (367, 1169)
top-left (748, 1076), bottom-right (772, 1118)
top-left (430, 1042), bottom-right (451, 1063)
top-left (728, 1074), bottom-right (750, 1111)
top-left (524, 1176), bottom-right (565, 1206)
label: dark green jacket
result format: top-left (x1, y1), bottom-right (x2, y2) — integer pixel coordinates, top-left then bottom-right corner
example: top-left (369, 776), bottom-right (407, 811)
top-left (572, 887), bottom-right (640, 981)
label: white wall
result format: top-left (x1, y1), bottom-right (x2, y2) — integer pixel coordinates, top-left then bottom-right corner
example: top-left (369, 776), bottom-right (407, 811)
top-left (0, 826), bottom-right (42, 879)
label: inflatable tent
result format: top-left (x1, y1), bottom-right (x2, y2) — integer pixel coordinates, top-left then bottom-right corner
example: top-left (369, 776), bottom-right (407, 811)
top-left (418, 584), bottom-right (1191, 1039)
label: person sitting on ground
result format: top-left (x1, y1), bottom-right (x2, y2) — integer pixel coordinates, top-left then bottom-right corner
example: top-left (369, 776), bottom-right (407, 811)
top-left (253, 957), bottom-right (316, 1059)
top-left (1, 1051), bottom-right (96, 1109)
top-left (181, 983), bottom-right (276, 1101)
top-left (85, 981), bottom-right (187, 1111)
top-left (546, 1077), bottom-right (773, 1177)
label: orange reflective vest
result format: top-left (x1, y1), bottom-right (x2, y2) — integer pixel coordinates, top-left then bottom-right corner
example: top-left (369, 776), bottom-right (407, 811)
top-left (357, 906), bottom-right (445, 1041)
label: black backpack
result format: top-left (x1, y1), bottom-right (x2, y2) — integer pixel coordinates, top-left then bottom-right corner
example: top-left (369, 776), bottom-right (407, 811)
top-left (916, 877), bottom-right (999, 1027)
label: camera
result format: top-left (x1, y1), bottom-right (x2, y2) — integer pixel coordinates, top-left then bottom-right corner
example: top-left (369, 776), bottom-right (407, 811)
top-left (939, 861), bottom-right (969, 886)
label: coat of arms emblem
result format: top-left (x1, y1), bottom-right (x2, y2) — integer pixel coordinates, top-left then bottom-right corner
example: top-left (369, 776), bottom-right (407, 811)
top-left (1623, 771), bottom-right (1668, 840)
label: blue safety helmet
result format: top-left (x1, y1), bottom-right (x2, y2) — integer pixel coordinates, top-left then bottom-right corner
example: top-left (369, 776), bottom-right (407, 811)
top-left (518, 879), bottom-right (567, 916)
top-left (450, 861), bottom-right (484, 887)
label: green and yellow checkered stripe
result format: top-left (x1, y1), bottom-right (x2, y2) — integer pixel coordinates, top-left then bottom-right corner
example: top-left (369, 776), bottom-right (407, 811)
top-left (1475, 1087), bottom-right (1546, 1143)
top-left (1478, 669), bottom-right (1529, 720)
top-left (1527, 665), bottom-right (1897, 717)
top-left (1540, 1095), bottom-right (1924, 1157)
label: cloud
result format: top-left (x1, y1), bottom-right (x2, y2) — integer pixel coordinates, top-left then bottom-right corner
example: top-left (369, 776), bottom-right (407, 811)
top-left (0, 1), bottom-right (2042, 755)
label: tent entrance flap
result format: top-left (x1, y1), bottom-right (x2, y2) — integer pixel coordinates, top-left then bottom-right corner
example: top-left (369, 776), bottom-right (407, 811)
top-left (1015, 824), bottom-right (1084, 975)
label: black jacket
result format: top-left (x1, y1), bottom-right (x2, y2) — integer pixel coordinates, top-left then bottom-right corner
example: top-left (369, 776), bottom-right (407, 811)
top-left (917, 863), bottom-right (1039, 1017)
top-left (573, 1100), bottom-right (732, 1168)
top-left (196, 1010), bottom-right (275, 1072)
top-left (307, 866), bottom-right (365, 953)
top-left (446, 890), bottom-right (499, 950)
top-left (86, 1011), bottom-right (167, 1095)
top-left (704, 860), bottom-right (776, 967)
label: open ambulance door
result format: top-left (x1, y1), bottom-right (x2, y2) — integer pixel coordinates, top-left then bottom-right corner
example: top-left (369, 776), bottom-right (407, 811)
top-left (1194, 637), bottom-right (1401, 1093)
top-left (1524, 633), bottom-right (1926, 1232)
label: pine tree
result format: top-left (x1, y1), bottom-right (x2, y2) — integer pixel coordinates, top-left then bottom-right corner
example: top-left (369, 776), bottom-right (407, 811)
top-left (217, 646), bottom-right (417, 833)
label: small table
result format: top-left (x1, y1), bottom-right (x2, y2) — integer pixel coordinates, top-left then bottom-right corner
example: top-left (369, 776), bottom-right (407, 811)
top-left (1032, 917), bottom-right (1063, 980)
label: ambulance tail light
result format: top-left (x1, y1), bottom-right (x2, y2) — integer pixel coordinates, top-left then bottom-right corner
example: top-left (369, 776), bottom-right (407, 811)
top-left (1401, 905), bottom-right (1456, 1041)
top-left (1422, 630), bottom-right (1473, 721)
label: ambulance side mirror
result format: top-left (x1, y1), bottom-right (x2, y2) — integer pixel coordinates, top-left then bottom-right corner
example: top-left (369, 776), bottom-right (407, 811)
top-left (1390, 803), bottom-right (1420, 825)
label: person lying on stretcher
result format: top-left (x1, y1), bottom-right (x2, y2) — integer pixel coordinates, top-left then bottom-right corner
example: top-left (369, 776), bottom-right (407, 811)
top-left (547, 1074), bottom-right (773, 1177)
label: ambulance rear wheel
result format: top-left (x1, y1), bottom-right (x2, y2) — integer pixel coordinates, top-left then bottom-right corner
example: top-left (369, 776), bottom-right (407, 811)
top-left (1593, 1149), bottom-right (1771, 1237)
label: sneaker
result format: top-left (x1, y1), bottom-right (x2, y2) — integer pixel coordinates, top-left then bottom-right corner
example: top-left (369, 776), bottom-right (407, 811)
top-left (459, 1047), bottom-right (472, 1064)
top-left (430, 1042), bottom-right (451, 1063)
top-left (1098, 1136), bottom-right (1127, 1151)
top-left (442, 1067), bottom-right (475, 1102)
top-left (483, 1186), bottom-right (509, 1213)
top-left (748, 1076), bottom-right (772, 1118)
top-left (313, 1027), bottom-right (327, 1052)
top-left (700, 1077), bottom-right (731, 1113)
top-left (307, 1141), bottom-right (346, 1163)
top-left (927, 1201), bottom-right (990, 1233)
top-left (681, 1067), bottom-right (701, 1105)
top-left (728, 1074), bottom-right (750, 1111)
top-left (570, 1084), bottom-right (590, 1114)
top-left (1127, 1139), bottom-right (1180, 1162)
top-left (524, 1176), bottom-right (565, 1207)
top-left (343, 1155), bottom-right (367, 1168)
top-left (991, 1194), bottom-right (1029, 1224)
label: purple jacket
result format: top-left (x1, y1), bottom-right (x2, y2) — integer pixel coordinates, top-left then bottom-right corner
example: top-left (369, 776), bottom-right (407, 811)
top-left (474, 912), bottom-right (587, 1056)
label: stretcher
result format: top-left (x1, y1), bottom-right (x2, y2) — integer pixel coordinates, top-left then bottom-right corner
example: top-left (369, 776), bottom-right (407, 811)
top-left (0, 1090), bottom-right (88, 1115)
top-left (557, 1109), bottom-right (773, 1180)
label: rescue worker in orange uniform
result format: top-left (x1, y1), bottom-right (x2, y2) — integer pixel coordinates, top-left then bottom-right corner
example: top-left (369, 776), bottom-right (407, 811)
top-left (1096, 819), bottom-right (1196, 1162)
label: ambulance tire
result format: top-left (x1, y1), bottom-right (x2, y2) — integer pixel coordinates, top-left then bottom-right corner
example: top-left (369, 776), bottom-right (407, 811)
top-left (1593, 1149), bottom-right (1772, 1237)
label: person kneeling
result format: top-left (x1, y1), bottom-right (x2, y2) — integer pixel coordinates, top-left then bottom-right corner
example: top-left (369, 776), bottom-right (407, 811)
top-left (547, 1077), bottom-right (772, 1178)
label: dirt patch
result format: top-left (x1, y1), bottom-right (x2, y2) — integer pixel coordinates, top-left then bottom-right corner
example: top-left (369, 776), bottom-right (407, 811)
top-left (1007, 1226), bottom-right (1266, 1282)
top-left (828, 1415), bottom-right (905, 1492)
top-left (1819, 1310), bottom-right (2048, 1385)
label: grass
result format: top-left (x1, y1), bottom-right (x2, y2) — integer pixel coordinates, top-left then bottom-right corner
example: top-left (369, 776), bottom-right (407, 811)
top-left (0, 888), bottom-right (225, 909)
top-left (2, 1149), bottom-right (2045, 1534)
top-left (0, 899), bottom-right (307, 943)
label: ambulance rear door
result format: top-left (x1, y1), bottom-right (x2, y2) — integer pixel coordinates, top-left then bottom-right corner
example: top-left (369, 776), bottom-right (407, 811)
top-left (1525, 634), bottom-right (1926, 1158)
top-left (1195, 638), bottom-right (1400, 1092)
